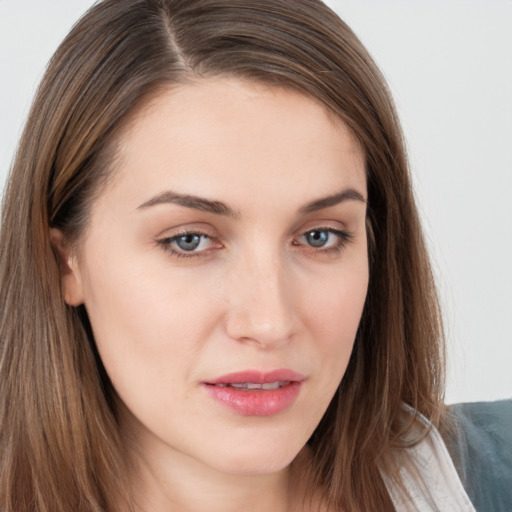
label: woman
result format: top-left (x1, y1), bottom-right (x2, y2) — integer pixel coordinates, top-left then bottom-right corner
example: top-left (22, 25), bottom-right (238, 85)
top-left (0, 0), bottom-right (478, 510)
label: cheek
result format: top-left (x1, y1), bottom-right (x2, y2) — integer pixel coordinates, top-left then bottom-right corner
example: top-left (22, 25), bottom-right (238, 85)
top-left (303, 257), bottom-right (368, 351)
top-left (79, 252), bottom-right (220, 401)
top-left (289, 259), bottom-right (368, 437)
top-left (310, 259), bottom-right (368, 371)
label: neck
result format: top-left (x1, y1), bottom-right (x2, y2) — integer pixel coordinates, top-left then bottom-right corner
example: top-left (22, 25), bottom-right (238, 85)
top-left (118, 410), bottom-right (314, 512)
top-left (128, 444), bottom-right (293, 512)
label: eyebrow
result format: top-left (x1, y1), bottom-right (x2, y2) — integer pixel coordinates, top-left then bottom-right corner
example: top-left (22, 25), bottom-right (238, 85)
top-left (137, 191), bottom-right (240, 218)
top-left (299, 188), bottom-right (366, 214)
top-left (137, 187), bottom-right (366, 217)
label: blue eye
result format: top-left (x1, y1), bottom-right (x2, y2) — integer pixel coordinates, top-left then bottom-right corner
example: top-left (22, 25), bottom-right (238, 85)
top-left (297, 228), bottom-right (353, 252)
top-left (159, 232), bottom-right (215, 257)
top-left (174, 234), bottom-right (202, 251)
top-left (304, 230), bottom-right (330, 247)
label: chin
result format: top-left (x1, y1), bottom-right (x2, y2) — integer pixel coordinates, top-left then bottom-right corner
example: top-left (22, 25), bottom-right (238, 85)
top-left (195, 425), bottom-right (306, 476)
top-left (210, 448), bottom-right (299, 476)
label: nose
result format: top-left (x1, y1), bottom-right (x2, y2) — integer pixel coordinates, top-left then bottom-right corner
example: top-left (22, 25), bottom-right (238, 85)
top-left (224, 251), bottom-right (297, 348)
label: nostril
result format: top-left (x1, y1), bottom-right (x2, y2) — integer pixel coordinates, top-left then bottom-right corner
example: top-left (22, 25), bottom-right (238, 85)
top-left (224, 303), bottom-right (295, 347)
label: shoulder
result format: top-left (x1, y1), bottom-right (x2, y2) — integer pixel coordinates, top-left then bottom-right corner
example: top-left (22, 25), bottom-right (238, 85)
top-left (386, 407), bottom-right (475, 511)
top-left (444, 399), bottom-right (512, 512)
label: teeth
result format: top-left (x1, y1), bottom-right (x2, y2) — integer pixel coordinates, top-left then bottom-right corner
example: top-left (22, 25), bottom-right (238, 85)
top-left (261, 382), bottom-right (280, 390)
top-left (215, 381), bottom-right (289, 390)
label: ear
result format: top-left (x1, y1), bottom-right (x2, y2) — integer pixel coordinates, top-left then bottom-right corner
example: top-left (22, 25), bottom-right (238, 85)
top-left (50, 228), bottom-right (85, 306)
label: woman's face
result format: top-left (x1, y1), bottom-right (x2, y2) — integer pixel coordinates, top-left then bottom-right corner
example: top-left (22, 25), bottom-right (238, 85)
top-left (60, 78), bottom-right (368, 476)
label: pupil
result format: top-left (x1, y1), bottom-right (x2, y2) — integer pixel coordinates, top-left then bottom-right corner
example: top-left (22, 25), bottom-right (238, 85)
top-left (177, 234), bottom-right (201, 251)
top-left (307, 230), bottom-right (328, 247)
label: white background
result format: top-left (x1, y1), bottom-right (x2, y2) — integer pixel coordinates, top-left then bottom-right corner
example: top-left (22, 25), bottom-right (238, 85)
top-left (1, 1), bottom-right (511, 404)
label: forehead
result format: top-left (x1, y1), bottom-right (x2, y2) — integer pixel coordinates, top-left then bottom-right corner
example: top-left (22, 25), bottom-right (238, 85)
top-left (105, 78), bottom-right (366, 212)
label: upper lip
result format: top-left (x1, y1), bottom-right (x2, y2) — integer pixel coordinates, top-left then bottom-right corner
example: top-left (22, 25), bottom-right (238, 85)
top-left (204, 369), bottom-right (306, 385)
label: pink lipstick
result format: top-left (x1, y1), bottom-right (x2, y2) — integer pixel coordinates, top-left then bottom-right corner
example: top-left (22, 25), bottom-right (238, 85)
top-left (202, 369), bottom-right (305, 416)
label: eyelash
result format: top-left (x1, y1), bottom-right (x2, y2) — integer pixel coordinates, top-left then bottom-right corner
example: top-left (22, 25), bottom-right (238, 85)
top-left (157, 231), bottom-right (218, 259)
top-left (157, 227), bottom-right (354, 259)
top-left (294, 228), bottom-right (354, 255)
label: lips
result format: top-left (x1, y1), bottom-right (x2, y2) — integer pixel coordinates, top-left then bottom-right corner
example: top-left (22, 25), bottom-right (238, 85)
top-left (202, 369), bottom-right (305, 416)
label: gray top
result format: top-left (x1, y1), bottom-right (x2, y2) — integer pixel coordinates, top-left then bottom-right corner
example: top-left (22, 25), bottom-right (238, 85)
top-left (445, 399), bottom-right (512, 512)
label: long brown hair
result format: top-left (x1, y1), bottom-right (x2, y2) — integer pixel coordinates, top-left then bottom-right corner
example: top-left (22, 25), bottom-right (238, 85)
top-left (0, 1), bottom-right (445, 510)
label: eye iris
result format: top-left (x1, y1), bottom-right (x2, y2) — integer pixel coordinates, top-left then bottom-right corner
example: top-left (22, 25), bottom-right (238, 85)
top-left (306, 230), bottom-right (329, 247)
top-left (176, 234), bottom-right (201, 251)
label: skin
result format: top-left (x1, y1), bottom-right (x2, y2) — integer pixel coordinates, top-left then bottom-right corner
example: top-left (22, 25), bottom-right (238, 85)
top-left (54, 78), bottom-right (368, 512)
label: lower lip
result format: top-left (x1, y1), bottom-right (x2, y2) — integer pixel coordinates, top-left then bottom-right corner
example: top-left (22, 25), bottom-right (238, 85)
top-left (202, 382), bottom-right (302, 416)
